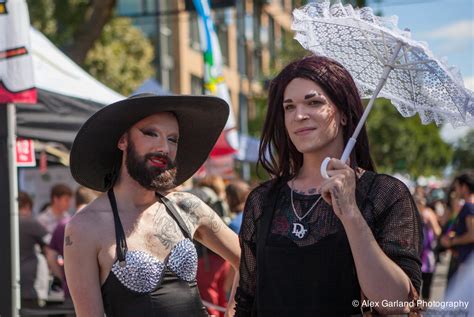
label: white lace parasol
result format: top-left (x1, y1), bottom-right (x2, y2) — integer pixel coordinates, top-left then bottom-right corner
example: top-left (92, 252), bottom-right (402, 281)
top-left (292, 0), bottom-right (473, 129)
top-left (292, 0), bottom-right (473, 178)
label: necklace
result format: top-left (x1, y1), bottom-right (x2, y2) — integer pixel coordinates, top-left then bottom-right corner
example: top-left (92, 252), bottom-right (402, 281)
top-left (290, 179), bottom-right (323, 240)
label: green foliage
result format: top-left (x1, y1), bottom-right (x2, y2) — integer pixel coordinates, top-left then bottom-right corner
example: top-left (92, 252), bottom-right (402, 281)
top-left (366, 99), bottom-right (453, 177)
top-left (84, 18), bottom-right (155, 96)
top-left (27, 1), bottom-right (155, 96)
top-left (28, 0), bottom-right (90, 47)
top-left (277, 32), bottom-right (311, 70)
top-left (452, 130), bottom-right (474, 171)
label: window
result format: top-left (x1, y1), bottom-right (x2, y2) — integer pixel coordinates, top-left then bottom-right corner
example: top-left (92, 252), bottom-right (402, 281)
top-left (268, 16), bottom-right (276, 69)
top-left (252, 6), bottom-right (262, 80)
top-left (189, 13), bottom-right (201, 51)
top-left (118, 0), bottom-right (158, 16)
top-left (215, 9), bottom-right (230, 66)
top-left (156, 0), bottom-right (175, 92)
top-left (191, 75), bottom-right (204, 95)
top-left (236, 1), bottom-right (246, 76)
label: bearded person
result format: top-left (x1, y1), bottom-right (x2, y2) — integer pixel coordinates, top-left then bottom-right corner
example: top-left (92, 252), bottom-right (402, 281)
top-left (64, 94), bottom-right (240, 317)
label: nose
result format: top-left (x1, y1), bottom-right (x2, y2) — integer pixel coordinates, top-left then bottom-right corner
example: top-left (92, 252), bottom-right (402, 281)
top-left (295, 105), bottom-right (309, 121)
top-left (153, 136), bottom-right (170, 156)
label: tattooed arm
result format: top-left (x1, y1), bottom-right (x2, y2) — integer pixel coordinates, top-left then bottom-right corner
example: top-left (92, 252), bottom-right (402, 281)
top-left (64, 211), bottom-right (104, 317)
top-left (172, 192), bottom-right (240, 268)
top-left (172, 192), bottom-right (241, 316)
top-left (319, 159), bottom-right (416, 314)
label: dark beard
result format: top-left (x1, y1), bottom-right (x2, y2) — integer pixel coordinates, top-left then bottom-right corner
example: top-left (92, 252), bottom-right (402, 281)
top-left (125, 141), bottom-right (177, 192)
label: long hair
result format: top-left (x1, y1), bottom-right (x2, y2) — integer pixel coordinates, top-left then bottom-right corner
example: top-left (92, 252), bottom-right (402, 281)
top-left (258, 55), bottom-right (375, 180)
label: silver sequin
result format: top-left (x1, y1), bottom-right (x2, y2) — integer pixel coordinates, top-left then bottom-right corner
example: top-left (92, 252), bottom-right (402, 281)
top-left (111, 239), bottom-right (198, 293)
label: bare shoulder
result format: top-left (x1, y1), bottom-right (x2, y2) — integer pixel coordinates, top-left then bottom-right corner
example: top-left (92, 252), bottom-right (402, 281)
top-left (66, 194), bottom-right (110, 244)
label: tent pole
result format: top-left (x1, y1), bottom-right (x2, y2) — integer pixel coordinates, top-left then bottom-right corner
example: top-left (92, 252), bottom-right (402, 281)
top-left (8, 103), bottom-right (21, 316)
top-left (0, 104), bottom-right (20, 316)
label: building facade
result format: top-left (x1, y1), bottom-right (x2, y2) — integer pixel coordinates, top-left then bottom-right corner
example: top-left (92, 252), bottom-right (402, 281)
top-left (118, 0), bottom-right (307, 127)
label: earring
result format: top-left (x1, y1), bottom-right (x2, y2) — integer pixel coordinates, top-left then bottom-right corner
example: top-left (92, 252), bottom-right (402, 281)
top-left (341, 117), bottom-right (347, 125)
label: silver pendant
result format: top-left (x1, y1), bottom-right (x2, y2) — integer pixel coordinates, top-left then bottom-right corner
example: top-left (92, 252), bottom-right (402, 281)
top-left (291, 222), bottom-right (309, 240)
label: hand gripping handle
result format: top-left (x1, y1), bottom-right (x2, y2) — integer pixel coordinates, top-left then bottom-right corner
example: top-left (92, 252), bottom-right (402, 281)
top-left (320, 137), bottom-right (357, 179)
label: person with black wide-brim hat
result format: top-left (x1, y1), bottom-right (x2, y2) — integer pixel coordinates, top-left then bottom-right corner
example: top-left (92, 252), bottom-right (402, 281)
top-left (64, 94), bottom-right (240, 317)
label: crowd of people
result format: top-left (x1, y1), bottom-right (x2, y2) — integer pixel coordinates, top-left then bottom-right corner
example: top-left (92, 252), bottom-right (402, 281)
top-left (16, 55), bottom-right (473, 317)
top-left (413, 172), bottom-right (474, 301)
top-left (18, 170), bottom-right (473, 316)
top-left (19, 184), bottom-right (99, 313)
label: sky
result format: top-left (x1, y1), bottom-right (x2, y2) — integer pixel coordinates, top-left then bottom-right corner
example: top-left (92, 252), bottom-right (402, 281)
top-left (366, 0), bottom-right (473, 143)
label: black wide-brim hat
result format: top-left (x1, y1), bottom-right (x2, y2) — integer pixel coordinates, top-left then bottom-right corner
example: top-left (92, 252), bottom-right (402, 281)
top-left (70, 94), bottom-right (229, 192)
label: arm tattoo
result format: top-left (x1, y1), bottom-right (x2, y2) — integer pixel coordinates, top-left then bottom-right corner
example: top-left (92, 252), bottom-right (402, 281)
top-left (153, 209), bottom-right (181, 249)
top-left (200, 210), bottom-right (223, 233)
top-left (65, 235), bottom-right (73, 246)
top-left (177, 196), bottom-right (200, 227)
top-left (176, 193), bottom-right (223, 234)
top-left (331, 187), bottom-right (345, 214)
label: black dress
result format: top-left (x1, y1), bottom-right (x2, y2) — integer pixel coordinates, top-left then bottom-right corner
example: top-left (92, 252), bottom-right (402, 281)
top-left (101, 190), bottom-right (208, 317)
top-left (235, 171), bottom-right (423, 316)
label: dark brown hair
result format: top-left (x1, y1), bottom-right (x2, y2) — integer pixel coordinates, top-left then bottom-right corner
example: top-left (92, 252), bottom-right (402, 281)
top-left (18, 192), bottom-right (33, 210)
top-left (75, 186), bottom-right (99, 208)
top-left (454, 171), bottom-right (474, 194)
top-left (225, 179), bottom-right (251, 214)
top-left (50, 184), bottom-right (73, 201)
top-left (258, 55), bottom-right (375, 179)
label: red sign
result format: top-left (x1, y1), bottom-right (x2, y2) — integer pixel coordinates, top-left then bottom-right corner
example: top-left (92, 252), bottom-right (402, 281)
top-left (16, 138), bottom-right (36, 167)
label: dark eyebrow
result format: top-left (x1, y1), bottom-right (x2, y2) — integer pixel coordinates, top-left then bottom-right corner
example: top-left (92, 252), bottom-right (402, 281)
top-left (283, 98), bottom-right (293, 104)
top-left (304, 93), bottom-right (318, 100)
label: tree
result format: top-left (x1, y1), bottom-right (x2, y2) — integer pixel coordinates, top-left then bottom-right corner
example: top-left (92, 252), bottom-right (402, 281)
top-left (28, 0), bottom-right (116, 66)
top-left (84, 18), bottom-right (155, 96)
top-left (27, 0), bottom-right (155, 95)
top-left (366, 99), bottom-right (453, 177)
top-left (452, 130), bottom-right (474, 171)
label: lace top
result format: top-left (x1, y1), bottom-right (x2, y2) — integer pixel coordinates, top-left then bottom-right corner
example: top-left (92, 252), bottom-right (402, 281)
top-left (235, 171), bottom-right (423, 315)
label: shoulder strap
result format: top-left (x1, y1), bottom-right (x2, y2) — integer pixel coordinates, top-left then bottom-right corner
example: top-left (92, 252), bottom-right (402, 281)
top-left (107, 189), bottom-right (128, 265)
top-left (156, 192), bottom-right (193, 240)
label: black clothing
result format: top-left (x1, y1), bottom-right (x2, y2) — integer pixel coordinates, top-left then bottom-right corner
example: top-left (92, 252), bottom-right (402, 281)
top-left (19, 217), bottom-right (49, 300)
top-left (235, 171), bottom-right (423, 316)
top-left (101, 190), bottom-right (208, 317)
top-left (102, 268), bottom-right (207, 317)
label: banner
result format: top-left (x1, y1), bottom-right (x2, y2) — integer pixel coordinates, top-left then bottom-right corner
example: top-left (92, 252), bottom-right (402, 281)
top-left (192, 0), bottom-right (238, 152)
top-left (0, 0), bottom-right (36, 103)
top-left (15, 138), bottom-right (35, 167)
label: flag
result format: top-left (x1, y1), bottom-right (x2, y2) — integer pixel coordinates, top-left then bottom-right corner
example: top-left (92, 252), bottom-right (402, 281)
top-left (192, 0), bottom-right (238, 154)
top-left (0, 0), bottom-right (36, 103)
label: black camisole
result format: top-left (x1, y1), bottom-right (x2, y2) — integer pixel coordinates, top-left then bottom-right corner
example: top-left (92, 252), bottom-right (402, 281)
top-left (101, 189), bottom-right (208, 316)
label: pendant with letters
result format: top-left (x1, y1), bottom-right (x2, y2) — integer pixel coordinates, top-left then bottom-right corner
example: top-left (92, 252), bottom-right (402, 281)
top-left (290, 221), bottom-right (309, 240)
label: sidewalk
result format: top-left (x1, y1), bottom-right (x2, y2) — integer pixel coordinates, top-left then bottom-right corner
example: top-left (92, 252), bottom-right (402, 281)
top-left (430, 251), bottom-right (450, 301)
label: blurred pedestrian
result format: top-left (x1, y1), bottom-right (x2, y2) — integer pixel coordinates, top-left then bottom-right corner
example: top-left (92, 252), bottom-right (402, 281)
top-left (414, 195), bottom-right (441, 300)
top-left (233, 56), bottom-right (423, 316)
top-left (64, 94), bottom-right (240, 316)
top-left (225, 180), bottom-right (251, 234)
top-left (440, 171), bottom-right (474, 280)
top-left (19, 192), bottom-right (50, 311)
top-left (37, 184), bottom-right (72, 234)
top-left (47, 186), bottom-right (100, 305)
top-left (191, 180), bottom-right (234, 317)
top-left (197, 175), bottom-right (231, 222)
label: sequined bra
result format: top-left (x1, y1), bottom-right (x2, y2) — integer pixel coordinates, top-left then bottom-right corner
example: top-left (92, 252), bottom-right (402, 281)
top-left (106, 189), bottom-right (198, 293)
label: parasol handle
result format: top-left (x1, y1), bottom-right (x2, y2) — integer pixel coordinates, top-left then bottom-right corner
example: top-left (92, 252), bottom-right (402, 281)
top-left (321, 41), bottom-right (404, 179)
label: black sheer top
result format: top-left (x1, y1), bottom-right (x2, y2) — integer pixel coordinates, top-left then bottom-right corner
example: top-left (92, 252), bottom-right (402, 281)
top-left (234, 171), bottom-right (422, 316)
